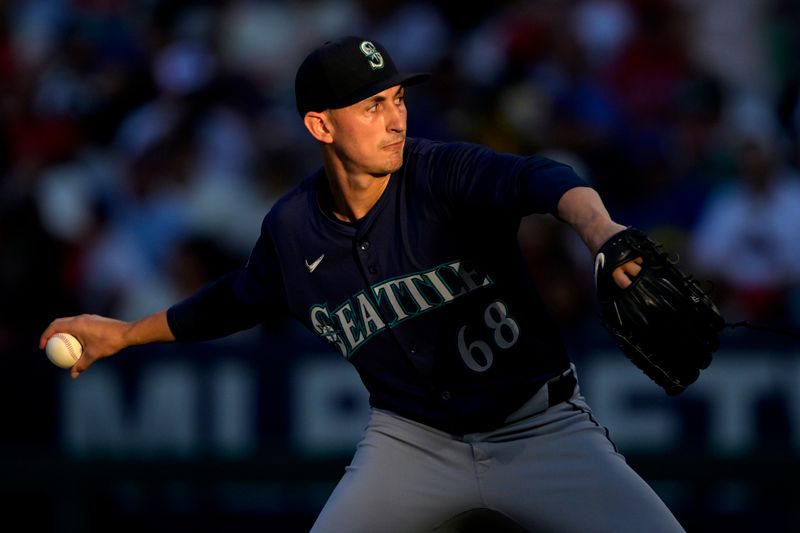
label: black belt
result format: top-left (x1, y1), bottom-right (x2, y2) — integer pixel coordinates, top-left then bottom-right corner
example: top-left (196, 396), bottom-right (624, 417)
top-left (547, 369), bottom-right (577, 407)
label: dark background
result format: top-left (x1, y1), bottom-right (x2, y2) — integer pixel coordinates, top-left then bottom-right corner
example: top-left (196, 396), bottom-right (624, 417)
top-left (2, 0), bottom-right (800, 531)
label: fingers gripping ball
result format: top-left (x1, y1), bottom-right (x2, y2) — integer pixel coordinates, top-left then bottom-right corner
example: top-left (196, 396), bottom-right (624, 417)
top-left (594, 227), bottom-right (725, 395)
top-left (45, 333), bottom-right (83, 369)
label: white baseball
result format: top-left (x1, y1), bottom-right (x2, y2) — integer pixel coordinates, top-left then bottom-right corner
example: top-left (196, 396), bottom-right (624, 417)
top-left (45, 333), bottom-right (83, 369)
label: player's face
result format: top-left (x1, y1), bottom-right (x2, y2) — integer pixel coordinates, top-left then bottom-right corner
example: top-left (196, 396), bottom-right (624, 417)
top-left (327, 85), bottom-right (407, 177)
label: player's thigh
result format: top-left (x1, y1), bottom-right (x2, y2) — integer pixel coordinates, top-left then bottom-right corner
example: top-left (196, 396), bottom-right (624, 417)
top-left (482, 399), bottom-right (684, 533)
top-left (311, 410), bottom-right (481, 533)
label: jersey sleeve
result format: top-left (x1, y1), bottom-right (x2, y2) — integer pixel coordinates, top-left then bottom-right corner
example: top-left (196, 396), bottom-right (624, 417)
top-left (166, 218), bottom-right (288, 341)
top-left (417, 140), bottom-right (588, 219)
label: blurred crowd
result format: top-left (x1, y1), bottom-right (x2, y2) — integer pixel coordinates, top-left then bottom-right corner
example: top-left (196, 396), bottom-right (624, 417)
top-left (2, 0), bottom-right (800, 353)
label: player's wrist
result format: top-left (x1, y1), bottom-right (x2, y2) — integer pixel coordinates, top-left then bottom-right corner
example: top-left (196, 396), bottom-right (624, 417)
top-left (120, 320), bottom-right (141, 348)
top-left (588, 222), bottom-right (627, 255)
top-left (123, 310), bottom-right (175, 348)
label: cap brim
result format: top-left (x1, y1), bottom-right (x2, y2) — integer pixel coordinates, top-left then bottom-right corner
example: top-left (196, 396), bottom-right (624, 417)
top-left (332, 72), bottom-right (430, 110)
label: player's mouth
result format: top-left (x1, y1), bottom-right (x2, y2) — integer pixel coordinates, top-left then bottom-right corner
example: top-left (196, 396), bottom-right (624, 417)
top-left (382, 138), bottom-right (405, 151)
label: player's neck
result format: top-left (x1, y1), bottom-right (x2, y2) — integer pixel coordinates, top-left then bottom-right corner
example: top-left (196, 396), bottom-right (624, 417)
top-left (324, 169), bottom-right (391, 223)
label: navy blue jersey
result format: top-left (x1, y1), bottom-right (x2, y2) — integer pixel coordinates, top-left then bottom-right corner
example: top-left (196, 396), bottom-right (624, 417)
top-left (168, 138), bottom-right (588, 433)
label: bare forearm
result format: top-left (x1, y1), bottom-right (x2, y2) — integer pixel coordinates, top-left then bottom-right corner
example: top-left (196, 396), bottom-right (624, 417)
top-left (557, 186), bottom-right (625, 254)
top-left (124, 310), bottom-right (175, 346)
top-left (40, 309), bottom-right (176, 379)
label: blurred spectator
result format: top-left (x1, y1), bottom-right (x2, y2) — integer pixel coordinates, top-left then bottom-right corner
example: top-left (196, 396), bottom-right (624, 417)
top-left (778, 74), bottom-right (800, 171)
top-left (605, 0), bottom-right (691, 126)
top-left (0, 193), bottom-right (79, 352)
top-left (675, 0), bottom-right (776, 98)
top-left (572, 0), bottom-right (634, 71)
top-left (1, 0), bottom-right (799, 356)
top-left (689, 97), bottom-right (800, 323)
top-left (355, 0), bottom-right (451, 72)
top-left (1, 2), bottom-right (800, 530)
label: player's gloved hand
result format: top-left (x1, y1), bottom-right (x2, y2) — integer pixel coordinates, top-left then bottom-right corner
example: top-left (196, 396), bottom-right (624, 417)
top-left (611, 256), bottom-right (643, 289)
top-left (594, 227), bottom-right (725, 395)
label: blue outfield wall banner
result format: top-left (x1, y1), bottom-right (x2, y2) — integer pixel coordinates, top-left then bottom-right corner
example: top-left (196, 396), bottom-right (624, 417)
top-left (3, 322), bottom-right (799, 531)
top-left (43, 324), bottom-right (800, 460)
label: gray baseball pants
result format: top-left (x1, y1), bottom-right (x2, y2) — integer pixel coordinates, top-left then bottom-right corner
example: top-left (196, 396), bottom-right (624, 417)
top-left (310, 369), bottom-right (685, 533)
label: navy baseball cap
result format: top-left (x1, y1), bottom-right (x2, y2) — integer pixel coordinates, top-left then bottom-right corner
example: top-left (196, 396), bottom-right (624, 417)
top-left (295, 36), bottom-right (429, 117)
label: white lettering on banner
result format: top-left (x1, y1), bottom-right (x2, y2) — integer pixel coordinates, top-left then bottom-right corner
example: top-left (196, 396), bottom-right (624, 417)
top-left (210, 361), bottom-right (257, 458)
top-left (582, 351), bottom-right (800, 456)
top-left (290, 356), bottom-right (370, 456)
top-left (698, 358), bottom-right (776, 454)
top-left (61, 360), bottom-right (255, 458)
top-left (63, 367), bottom-right (129, 455)
top-left (59, 349), bottom-right (800, 457)
top-left (585, 356), bottom-right (681, 449)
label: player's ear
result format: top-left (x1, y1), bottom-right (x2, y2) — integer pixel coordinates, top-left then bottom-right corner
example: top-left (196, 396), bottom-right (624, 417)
top-left (304, 111), bottom-right (333, 143)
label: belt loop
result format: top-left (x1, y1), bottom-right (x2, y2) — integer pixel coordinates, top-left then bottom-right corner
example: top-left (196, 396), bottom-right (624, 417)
top-left (547, 367), bottom-right (577, 407)
top-left (502, 366), bottom-right (578, 424)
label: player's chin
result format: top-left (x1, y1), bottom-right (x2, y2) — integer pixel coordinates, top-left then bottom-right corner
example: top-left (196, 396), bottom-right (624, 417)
top-left (377, 161), bottom-right (403, 176)
top-left (370, 156), bottom-right (403, 176)
top-left (386, 148), bottom-right (405, 168)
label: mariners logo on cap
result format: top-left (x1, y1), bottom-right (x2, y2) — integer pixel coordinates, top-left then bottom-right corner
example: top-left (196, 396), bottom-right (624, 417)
top-left (359, 41), bottom-right (384, 70)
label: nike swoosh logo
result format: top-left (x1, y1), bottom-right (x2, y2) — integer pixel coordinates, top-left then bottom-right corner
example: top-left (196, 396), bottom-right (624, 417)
top-left (305, 254), bottom-right (325, 273)
top-left (594, 252), bottom-right (605, 287)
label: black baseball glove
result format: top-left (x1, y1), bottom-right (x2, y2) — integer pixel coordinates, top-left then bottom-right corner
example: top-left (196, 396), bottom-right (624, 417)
top-left (594, 227), bottom-right (725, 395)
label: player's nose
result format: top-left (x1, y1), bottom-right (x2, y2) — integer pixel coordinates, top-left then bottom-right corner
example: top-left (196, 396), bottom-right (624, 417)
top-left (386, 104), bottom-right (406, 133)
